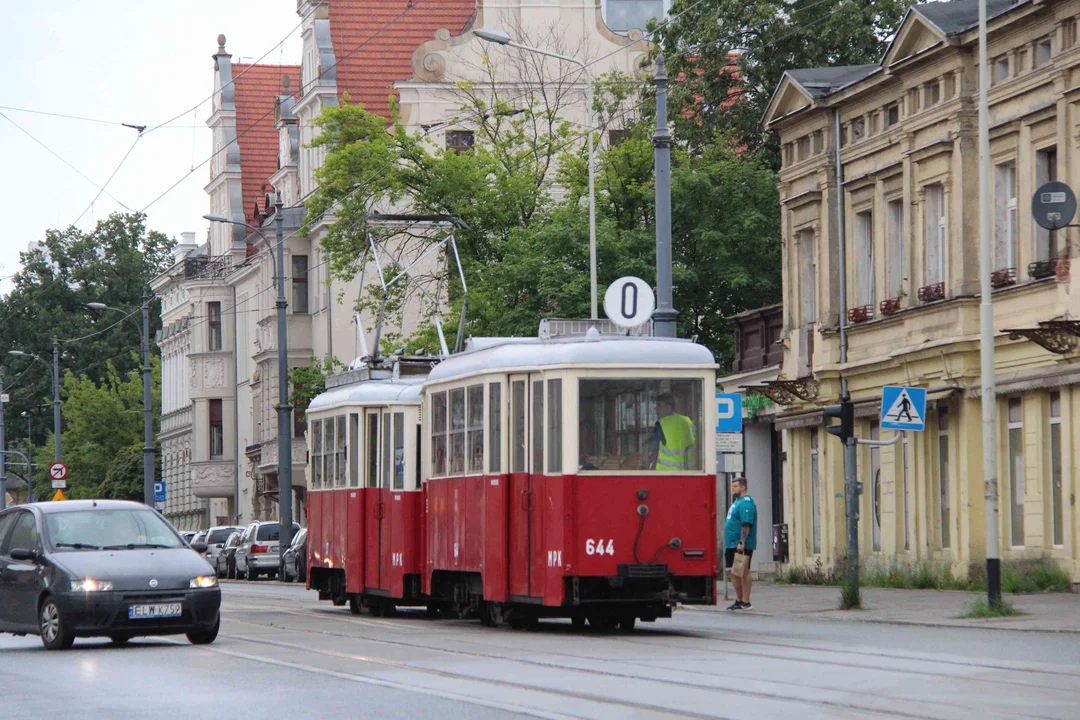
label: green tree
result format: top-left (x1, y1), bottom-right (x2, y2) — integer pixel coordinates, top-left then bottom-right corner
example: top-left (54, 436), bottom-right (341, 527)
top-left (32, 357), bottom-right (161, 500)
top-left (0, 213), bottom-right (174, 452)
top-left (652, 0), bottom-right (913, 163)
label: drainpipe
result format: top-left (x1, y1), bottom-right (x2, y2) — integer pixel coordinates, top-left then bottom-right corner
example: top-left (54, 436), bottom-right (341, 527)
top-left (232, 282), bottom-right (241, 524)
top-left (834, 109), bottom-right (849, 384)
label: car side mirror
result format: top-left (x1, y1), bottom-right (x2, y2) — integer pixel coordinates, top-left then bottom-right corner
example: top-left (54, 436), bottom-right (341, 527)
top-left (10, 548), bottom-right (39, 562)
top-left (191, 542), bottom-right (209, 553)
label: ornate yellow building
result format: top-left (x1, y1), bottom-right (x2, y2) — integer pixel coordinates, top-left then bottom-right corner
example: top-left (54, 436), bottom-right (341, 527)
top-left (761, 0), bottom-right (1079, 581)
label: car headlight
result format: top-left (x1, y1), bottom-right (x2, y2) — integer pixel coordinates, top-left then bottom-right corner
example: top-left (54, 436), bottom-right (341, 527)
top-left (190, 575), bottom-right (218, 589)
top-left (70, 579), bottom-right (113, 592)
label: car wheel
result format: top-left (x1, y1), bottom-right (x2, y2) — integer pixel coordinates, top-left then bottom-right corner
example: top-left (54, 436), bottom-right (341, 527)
top-left (109, 634), bottom-right (131, 646)
top-left (186, 618), bottom-right (220, 646)
top-left (39, 597), bottom-right (75, 651)
top-left (247, 570), bottom-right (259, 581)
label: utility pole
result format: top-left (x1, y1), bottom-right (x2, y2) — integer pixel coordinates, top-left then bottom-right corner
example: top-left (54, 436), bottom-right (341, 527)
top-left (52, 338), bottom-right (61, 463)
top-left (977, 0), bottom-right (1002, 607)
top-left (141, 286), bottom-right (155, 507)
top-left (275, 192), bottom-right (294, 564)
top-left (1, 368), bottom-right (7, 511)
top-left (652, 54), bottom-right (678, 338)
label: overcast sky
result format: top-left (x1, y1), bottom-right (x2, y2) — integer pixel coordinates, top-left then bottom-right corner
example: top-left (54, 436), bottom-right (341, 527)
top-left (0, 1), bottom-right (303, 295)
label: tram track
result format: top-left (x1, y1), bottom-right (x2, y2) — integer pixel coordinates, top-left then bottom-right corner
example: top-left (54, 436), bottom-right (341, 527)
top-left (216, 601), bottom-right (1069, 719)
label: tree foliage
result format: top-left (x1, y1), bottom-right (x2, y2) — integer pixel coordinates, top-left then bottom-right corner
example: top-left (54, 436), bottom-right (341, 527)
top-left (30, 358), bottom-right (161, 501)
top-left (305, 41), bottom-right (783, 368)
top-left (652, 0), bottom-right (913, 163)
top-left (0, 213), bottom-right (174, 452)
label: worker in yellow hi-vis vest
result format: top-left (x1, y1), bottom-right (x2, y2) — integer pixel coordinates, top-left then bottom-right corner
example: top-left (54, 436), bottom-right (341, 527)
top-left (652, 392), bottom-right (696, 471)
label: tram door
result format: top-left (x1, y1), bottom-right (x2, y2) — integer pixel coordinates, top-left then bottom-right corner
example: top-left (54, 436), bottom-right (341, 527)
top-left (363, 410), bottom-right (387, 592)
top-left (508, 374), bottom-right (544, 599)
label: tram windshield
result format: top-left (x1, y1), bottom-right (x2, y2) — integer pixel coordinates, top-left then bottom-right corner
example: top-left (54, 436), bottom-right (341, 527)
top-left (578, 379), bottom-right (704, 472)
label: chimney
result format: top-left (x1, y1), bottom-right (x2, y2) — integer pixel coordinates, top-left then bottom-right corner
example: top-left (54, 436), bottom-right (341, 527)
top-left (175, 232), bottom-right (199, 263)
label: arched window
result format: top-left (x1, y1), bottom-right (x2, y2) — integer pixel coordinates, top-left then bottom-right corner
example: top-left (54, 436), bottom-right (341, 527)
top-left (602, 0), bottom-right (670, 33)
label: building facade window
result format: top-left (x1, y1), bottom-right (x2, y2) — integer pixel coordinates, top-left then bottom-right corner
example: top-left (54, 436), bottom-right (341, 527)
top-left (209, 399), bottom-right (224, 458)
top-left (800, 229), bottom-right (817, 325)
top-left (1035, 38), bottom-right (1052, 67)
top-left (603, 0), bottom-right (668, 33)
top-left (208, 302), bottom-right (222, 351)
top-left (1035, 147), bottom-right (1058, 260)
top-left (1049, 392), bottom-right (1064, 547)
top-left (446, 130), bottom-right (474, 153)
top-left (925, 185), bottom-right (946, 287)
top-left (994, 161), bottom-right (1017, 271)
top-left (885, 102), bottom-right (900, 127)
top-left (1008, 397), bottom-right (1025, 546)
top-left (810, 429), bottom-right (821, 555)
top-left (886, 199), bottom-right (904, 300)
top-left (292, 255), bottom-right (309, 314)
top-left (994, 56), bottom-right (1010, 82)
top-left (923, 80), bottom-right (940, 107)
top-left (855, 210), bottom-right (874, 308)
top-left (937, 406), bottom-right (950, 549)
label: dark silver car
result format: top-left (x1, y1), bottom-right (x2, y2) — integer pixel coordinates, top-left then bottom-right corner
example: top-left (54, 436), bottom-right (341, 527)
top-left (216, 531), bottom-right (242, 579)
top-left (204, 526), bottom-right (243, 572)
top-left (234, 521), bottom-right (299, 580)
top-left (282, 528), bottom-right (307, 583)
top-left (0, 501), bottom-right (221, 650)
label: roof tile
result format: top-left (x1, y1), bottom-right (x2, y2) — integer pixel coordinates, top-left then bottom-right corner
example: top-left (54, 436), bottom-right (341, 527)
top-left (232, 63), bottom-right (300, 224)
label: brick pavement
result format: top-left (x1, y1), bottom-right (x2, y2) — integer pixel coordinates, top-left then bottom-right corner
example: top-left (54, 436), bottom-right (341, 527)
top-left (704, 581), bottom-right (1080, 633)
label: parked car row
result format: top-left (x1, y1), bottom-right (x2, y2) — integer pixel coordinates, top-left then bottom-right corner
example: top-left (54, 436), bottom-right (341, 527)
top-left (204, 522), bottom-right (305, 583)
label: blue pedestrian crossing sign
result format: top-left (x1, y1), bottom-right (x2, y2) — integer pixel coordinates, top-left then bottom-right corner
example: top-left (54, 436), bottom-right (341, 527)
top-left (715, 393), bottom-right (743, 433)
top-left (880, 386), bottom-right (927, 431)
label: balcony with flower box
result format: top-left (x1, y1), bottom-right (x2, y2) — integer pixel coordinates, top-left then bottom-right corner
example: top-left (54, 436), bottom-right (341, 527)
top-left (879, 297), bottom-right (902, 317)
top-left (991, 267), bottom-right (1017, 289)
top-left (847, 305), bottom-right (873, 324)
top-left (917, 282), bottom-right (945, 303)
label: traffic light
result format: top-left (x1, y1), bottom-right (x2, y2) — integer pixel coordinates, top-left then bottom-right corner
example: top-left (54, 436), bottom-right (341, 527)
top-left (824, 400), bottom-right (854, 443)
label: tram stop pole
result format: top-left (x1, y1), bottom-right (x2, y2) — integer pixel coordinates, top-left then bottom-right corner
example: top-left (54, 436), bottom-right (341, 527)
top-left (653, 55), bottom-right (678, 338)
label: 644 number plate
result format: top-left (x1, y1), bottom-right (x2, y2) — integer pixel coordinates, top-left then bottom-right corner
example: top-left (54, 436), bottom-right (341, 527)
top-left (128, 603), bottom-right (182, 620)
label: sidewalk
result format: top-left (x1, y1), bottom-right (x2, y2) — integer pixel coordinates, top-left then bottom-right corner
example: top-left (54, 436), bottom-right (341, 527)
top-left (704, 581), bottom-right (1080, 633)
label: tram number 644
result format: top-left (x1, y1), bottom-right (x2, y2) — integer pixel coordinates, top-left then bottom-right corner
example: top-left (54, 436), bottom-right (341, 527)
top-left (585, 539), bottom-right (615, 556)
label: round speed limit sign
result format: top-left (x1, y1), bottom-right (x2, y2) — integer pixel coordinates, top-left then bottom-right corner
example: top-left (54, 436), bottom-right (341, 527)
top-left (604, 276), bottom-right (655, 329)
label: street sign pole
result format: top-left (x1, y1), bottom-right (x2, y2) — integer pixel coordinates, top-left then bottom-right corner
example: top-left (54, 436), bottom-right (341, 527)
top-left (1, 368), bottom-right (7, 511)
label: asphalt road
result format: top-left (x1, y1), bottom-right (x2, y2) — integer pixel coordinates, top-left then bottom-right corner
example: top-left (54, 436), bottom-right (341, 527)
top-left (1, 580), bottom-right (1078, 719)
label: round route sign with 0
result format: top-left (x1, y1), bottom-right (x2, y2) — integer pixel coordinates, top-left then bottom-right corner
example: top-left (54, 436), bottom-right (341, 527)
top-left (49, 462), bottom-right (69, 481)
top-left (603, 276), bottom-right (655, 329)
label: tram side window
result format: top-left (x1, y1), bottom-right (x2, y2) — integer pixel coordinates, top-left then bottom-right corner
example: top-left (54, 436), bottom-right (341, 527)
top-left (324, 416), bottom-right (336, 487)
top-left (450, 388), bottom-right (466, 475)
top-left (467, 385), bottom-right (484, 474)
top-left (393, 412), bottom-right (405, 490)
top-left (432, 392), bottom-right (447, 476)
top-left (336, 416), bottom-right (347, 487)
top-left (366, 411), bottom-right (379, 487)
top-left (578, 379), bottom-right (703, 472)
top-left (489, 382), bottom-right (502, 474)
top-left (511, 380), bottom-right (526, 473)
top-left (548, 379), bottom-right (562, 473)
top-left (311, 419), bottom-right (323, 489)
top-left (349, 414), bottom-right (359, 487)
top-left (382, 411), bottom-right (392, 489)
top-left (532, 380), bottom-right (544, 474)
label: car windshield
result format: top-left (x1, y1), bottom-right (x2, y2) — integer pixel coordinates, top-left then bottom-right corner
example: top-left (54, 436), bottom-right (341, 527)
top-left (46, 509), bottom-right (184, 551)
top-left (208, 528), bottom-right (238, 543)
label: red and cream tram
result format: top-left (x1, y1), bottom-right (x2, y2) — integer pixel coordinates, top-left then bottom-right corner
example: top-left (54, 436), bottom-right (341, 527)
top-left (306, 331), bottom-right (718, 629)
top-left (305, 357), bottom-right (433, 616)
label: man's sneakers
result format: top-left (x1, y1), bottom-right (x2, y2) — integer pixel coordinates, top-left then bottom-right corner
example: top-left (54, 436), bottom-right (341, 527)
top-left (725, 601), bottom-right (754, 611)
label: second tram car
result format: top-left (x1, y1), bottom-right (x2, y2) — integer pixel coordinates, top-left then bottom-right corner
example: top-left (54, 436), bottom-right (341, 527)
top-left (305, 330), bottom-right (718, 629)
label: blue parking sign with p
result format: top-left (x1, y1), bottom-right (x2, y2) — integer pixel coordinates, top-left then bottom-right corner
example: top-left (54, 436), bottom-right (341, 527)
top-left (154, 482), bottom-right (166, 503)
top-left (716, 393), bottom-right (743, 433)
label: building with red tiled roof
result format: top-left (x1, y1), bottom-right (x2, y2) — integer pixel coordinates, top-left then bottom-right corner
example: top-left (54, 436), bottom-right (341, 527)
top-left (232, 63), bottom-right (300, 225)
top-left (328, 0), bottom-right (476, 117)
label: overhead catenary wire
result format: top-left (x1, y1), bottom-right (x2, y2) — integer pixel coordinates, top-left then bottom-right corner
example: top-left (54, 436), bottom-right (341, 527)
top-left (0, 110), bottom-right (132, 212)
top-left (139, 2), bottom-right (430, 214)
top-left (70, 134), bottom-right (143, 228)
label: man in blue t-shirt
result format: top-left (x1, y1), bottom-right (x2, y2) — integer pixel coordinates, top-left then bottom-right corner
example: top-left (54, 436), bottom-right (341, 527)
top-left (723, 476), bottom-right (758, 610)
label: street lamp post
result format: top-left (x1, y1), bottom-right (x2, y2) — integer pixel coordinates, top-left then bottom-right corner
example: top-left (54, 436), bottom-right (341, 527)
top-left (204, 193), bottom-right (293, 567)
top-left (1, 367), bottom-right (6, 511)
top-left (87, 287), bottom-right (155, 508)
top-left (474, 28), bottom-right (599, 320)
top-left (7, 348), bottom-right (62, 469)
